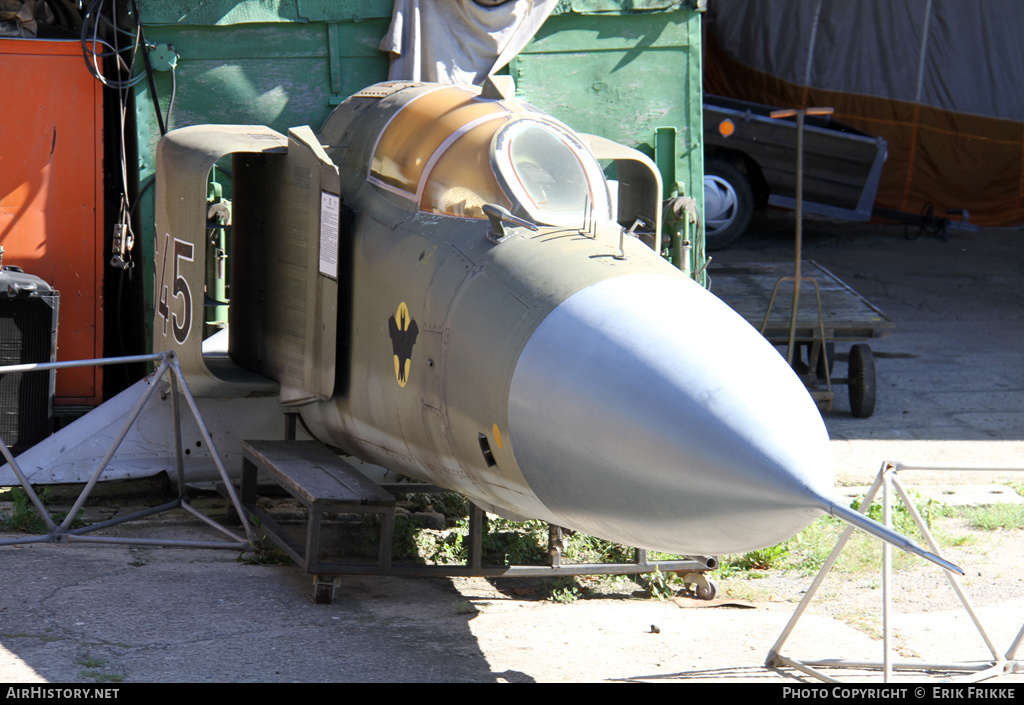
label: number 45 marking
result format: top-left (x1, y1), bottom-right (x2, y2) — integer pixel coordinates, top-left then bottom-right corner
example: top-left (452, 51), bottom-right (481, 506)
top-left (157, 234), bottom-right (195, 345)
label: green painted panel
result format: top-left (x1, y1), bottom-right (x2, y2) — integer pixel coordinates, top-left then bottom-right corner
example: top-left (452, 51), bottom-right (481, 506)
top-left (134, 0), bottom-right (706, 326)
top-left (512, 7), bottom-right (705, 275)
top-left (140, 0), bottom-right (392, 25)
top-left (523, 15), bottom-right (693, 52)
top-left (141, 22), bottom-right (389, 133)
top-left (135, 10), bottom-right (391, 340)
top-left (295, 0), bottom-right (393, 22)
top-left (145, 23), bottom-right (329, 61)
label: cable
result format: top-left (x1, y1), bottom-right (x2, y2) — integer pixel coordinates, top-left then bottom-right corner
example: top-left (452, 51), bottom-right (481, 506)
top-left (80, 0), bottom-right (145, 90)
top-left (131, 0), bottom-right (167, 136)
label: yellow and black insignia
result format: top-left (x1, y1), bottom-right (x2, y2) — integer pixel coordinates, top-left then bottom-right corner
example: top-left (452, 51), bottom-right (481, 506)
top-left (388, 302), bottom-right (419, 387)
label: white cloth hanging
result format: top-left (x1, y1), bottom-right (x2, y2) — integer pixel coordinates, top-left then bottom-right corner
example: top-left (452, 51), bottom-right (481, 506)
top-left (380, 0), bottom-right (558, 85)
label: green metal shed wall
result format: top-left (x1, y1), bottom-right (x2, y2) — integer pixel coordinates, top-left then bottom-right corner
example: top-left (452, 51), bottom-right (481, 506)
top-left (135, 0), bottom-right (705, 329)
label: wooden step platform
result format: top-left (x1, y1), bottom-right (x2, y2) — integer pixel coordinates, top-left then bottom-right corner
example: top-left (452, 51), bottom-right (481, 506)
top-left (240, 440), bottom-right (396, 581)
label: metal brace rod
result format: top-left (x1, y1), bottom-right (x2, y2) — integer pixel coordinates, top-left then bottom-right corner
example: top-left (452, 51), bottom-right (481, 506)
top-left (167, 353), bottom-right (254, 542)
top-left (0, 351), bottom-right (252, 551)
top-left (0, 436), bottom-right (59, 535)
top-left (57, 355), bottom-right (173, 532)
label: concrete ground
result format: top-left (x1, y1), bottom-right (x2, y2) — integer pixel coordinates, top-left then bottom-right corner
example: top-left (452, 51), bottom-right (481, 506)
top-left (719, 214), bottom-right (1024, 489)
top-left (1, 217), bottom-right (1023, 683)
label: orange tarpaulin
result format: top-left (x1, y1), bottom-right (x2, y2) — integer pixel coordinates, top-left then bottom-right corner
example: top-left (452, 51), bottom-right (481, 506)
top-left (704, 0), bottom-right (1024, 227)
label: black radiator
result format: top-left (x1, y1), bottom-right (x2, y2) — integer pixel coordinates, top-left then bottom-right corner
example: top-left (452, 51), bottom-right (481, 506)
top-left (0, 265), bottom-right (58, 457)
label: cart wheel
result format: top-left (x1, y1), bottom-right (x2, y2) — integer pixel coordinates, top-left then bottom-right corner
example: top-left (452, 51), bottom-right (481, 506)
top-left (697, 578), bottom-right (719, 601)
top-left (681, 572), bottom-right (718, 601)
top-left (848, 344), bottom-right (876, 418)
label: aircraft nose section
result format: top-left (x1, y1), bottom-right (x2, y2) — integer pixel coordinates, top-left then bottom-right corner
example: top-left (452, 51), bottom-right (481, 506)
top-left (507, 274), bottom-right (834, 555)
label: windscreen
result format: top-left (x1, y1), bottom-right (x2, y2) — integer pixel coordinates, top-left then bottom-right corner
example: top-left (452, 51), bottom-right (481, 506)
top-left (365, 86), bottom-right (610, 226)
top-left (492, 118), bottom-right (611, 228)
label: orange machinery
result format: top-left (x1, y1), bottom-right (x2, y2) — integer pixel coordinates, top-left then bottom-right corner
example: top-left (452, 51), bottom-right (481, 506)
top-left (0, 38), bottom-right (105, 406)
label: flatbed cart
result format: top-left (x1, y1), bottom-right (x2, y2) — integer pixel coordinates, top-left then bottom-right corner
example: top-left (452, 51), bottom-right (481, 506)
top-left (709, 259), bottom-right (894, 417)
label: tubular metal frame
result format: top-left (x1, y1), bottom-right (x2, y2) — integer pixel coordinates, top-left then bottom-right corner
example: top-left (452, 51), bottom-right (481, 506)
top-left (0, 352), bottom-right (254, 550)
top-left (766, 460), bottom-right (1024, 683)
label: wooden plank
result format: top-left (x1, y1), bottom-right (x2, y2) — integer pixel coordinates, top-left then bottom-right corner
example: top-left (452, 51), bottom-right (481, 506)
top-left (242, 440), bottom-right (394, 506)
top-left (283, 441), bottom-right (394, 505)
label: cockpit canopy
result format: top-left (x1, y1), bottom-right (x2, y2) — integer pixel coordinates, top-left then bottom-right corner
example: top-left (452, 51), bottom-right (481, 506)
top-left (367, 84), bottom-right (612, 228)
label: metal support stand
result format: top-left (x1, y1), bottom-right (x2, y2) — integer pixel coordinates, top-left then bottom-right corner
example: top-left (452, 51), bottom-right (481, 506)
top-left (764, 107), bottom-right (837, 410)
top-left (766, 460), bottom-right (1024, 682)
top-left (0, 352), bottom-right (253, 550)
top-left (760, 274), bottom-right (833, 409)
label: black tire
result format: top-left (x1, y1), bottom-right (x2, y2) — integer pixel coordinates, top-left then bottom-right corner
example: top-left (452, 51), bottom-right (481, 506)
top-left (703, 157), bottom-right (754, 251)
top-left (848, 344), bottom-right (876, 418)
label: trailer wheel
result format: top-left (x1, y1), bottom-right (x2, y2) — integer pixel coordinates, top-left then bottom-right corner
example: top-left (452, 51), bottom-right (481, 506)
top-left (848, 344), bottom-right (876, 418)
top-left (703, 157), bottom-right (754, 251)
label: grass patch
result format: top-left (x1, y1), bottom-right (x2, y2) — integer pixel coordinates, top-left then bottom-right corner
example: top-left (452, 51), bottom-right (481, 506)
top-left (76, 656), bottom-right (124, 683)
top-left (454, 600), bottom-right (479, 615)
top-left (957, 504), bottom-right (1024, 531)
top-left (850, 489), bottom-right (955, 539)
top-left (0, 487), bottom-right (82, 533)
top-left (715, 491), bottom-right (961, 580)
top-left (642, 567), bottom-right (678, 600)
top-left (400, 497), bottom-right (691, 601)
top-left (549, 577), bottom-right (583, 603)
top-left (236, 518), bottom-right (293, 566)
top-left (75, 657), bottom-right (107, 669)
top-left (414, 514), bottom-right (639, 570)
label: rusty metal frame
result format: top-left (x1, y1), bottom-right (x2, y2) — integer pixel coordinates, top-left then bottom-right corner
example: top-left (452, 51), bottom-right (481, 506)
top-left (305, 501), bottom-right (717, 603)
top-left (243, 428), bottom-right (719, 585)
top-left (386, 502), bottom-right (717, 579)
top-left (0, 352), bottom-right (253, 550)
top-left (244, 474), bottom-right (716, 579)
